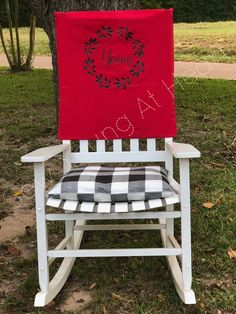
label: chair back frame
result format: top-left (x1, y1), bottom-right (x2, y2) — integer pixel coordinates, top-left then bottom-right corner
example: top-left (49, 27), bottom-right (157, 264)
top-left (62, 137), bottom-right (173, 176)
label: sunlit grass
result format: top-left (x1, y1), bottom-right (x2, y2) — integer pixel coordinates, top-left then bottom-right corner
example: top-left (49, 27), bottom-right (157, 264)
top-left (1, 21), bottom-right (236, 62)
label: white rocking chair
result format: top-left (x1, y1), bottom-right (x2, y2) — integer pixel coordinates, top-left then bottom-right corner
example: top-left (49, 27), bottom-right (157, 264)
top-left (21, 138), bottom-right (200, 306)
top-left (21, 9), bottom-right (201, 307)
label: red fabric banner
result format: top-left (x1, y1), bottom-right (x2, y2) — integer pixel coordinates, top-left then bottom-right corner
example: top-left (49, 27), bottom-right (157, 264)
top-left (55, 9), bottom-right (177, 140)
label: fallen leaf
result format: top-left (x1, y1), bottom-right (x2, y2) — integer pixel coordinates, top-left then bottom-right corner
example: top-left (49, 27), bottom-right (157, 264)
top-left (112, 292), bottom-right (125, 301)
top-left (89, 282), bottom-right (97, 290)
top-left (227, 247), bottom-right (236, 259)
top-left (103, 306), bottom-right (109, 314)
top-left (13, 162), bottom-right (22, 166)
top-left (205, 280), bottom-right (226, 291)
top-left (209, 162), bottom-right (225, 168)
top-left (13, 191), bottom-right (22, 197)
top-left (8, 245), bottom-right (21, 256)
top-left (202, 202), bottom-right (215, 209)
top-left (199, 302), bottom-right (205, 309)
top-left (202, 115), bottom-right (211, 122)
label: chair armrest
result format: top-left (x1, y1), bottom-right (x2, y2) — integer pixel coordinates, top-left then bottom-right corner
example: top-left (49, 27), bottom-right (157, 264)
top-left (21, 144), bottom-right (70, 163)
top-left (166, 142), bottom-right (201, 159)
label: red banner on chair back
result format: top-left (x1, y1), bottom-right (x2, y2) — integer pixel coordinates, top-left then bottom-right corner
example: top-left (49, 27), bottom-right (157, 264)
top-left (55, 9), bottom-right (177, 140)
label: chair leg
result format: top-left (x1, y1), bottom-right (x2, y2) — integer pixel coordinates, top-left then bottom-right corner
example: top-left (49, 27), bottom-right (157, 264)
top-left (165, 204), bottom-right (174, 246)
top-left (159, 158), bottom-right (196, 304)
top-left (34, 163), bottom-right (49, 293)
top-left (179, 158), bottom-right (196, 304)
top-left (65, 214), bottom-right (74, 249)
top-left (180, 200), bottom-right (196, 304)
top-left (34, 220), bottom-right (85, 307)
top-left (160, 217), bottom-right (196, 304)
top-left (33, 163), bottom-right (86, 306)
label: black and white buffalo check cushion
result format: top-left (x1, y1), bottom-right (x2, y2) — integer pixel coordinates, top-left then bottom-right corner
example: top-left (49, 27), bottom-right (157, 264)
top-left (48, 166), bottom-right (174, 203)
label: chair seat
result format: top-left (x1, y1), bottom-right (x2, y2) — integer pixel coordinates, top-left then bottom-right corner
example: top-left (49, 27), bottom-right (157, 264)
top-left (46, 192), bottom-right (179, 213)
top-left (48, 165), bottom-right (175, 203)
top-left (46, 165), bottom-right (179, 212)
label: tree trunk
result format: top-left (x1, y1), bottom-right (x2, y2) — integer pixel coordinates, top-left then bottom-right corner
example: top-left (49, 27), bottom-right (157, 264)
top-left (25, 0), bottom-right (141, 115)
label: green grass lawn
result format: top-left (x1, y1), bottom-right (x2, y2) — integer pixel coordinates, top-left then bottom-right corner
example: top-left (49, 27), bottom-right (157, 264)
top-left (1, 21), bottom-right (236, 63)
top-left (0, 68), bottom-right (236, 313)
top-left (174, 21), bottom-right (236, 62)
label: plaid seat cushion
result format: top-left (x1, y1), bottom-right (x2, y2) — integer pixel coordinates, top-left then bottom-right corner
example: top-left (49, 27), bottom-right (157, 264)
top-left (48, 166), bottom-right (174, 203)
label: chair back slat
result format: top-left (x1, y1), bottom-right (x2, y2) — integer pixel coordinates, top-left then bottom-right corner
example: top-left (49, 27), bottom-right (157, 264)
top-left (113, 139), bottom-right (122, 152)
top-left (130, 139), bottom-right (139, 152)
top-left (80, 140), bottom-right (89, 152)
top-left (96, 140), bottom-right (105, 152)
top-left (147, 139), bottom-right (156, 151)
top-left (65, 138), bottom-right (170, 164)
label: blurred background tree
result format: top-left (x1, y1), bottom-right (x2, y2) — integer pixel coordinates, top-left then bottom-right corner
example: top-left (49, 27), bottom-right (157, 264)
top-left (24, 0), bottom-right (141, 108)
top-left (0, 0), bottom-right (36, 72)
top-left (142, 0), bottom-right (236, 22)
top-left (2, 0), bottom-right (234, 103)
top-left (1, 0), bottom-right (235, 26)
top-left (0, 0), bottom-right (30, 27)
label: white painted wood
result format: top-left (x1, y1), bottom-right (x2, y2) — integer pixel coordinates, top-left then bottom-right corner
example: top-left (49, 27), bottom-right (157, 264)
top-left (74, 224), bottom-right (165, 231)
top-left (80, 202), bottom-right (94, 212)
top-left (179, 158), bottom-right (192, 291)
top-left (148, 198), bottom-right (163, 208)
top-left (130, 139), bottom-right (139, 151)
top-left (113, 139), bottom-right (122, 152)
top-left (80, 140), bottom-right (89, 152)
top-left (97, 202), bottom-right (111, 213)
top-left (165, 194), bottom-right (180, 205)
top-left (165, 204), bottom-right (174, 247)
top-left (35, 257), bottom-right (76, 307)
top-left (114, 202), bottom-right (128, 213)
top-left (65, 219), bottom-right (74, 250)
top-left (168, 177), bottom-right (181, 194)
top-left (159, 218), bottom-right (196, 304)
top-left (166, 142), bottom-right (201, 159)
top-left (46, 191), bottom-right (179, 211)
top-left (96, 140), bottom-right (105, 152)
top-left (62, 140), bottom-right (71, 174)
top-left (47, 197), bottom-right (62, 208)
top-left (48, 248), bottom-right (181, 258)
top-left (34, 220), bottom-right (85, 307)
top-left (62, 141), bottom-right (75, 251)
top-left (168, 235), bottom-right (181, 249)
top-left (63, 200), bottom-right (77, 211)
top-left (48, 236), bottom-right (72, 266)
top-left (34, 162), bottom-right (49, 293)
top-left (20, 134), bottom-right (201, 306)
top-left (69, 151), bottom-right (166, 163)
top-left (46, 211), bottom-right (181, 221)
top-left (147, 138), bottom-right (156, 151)
top-left (74, 220), bottom-right (86, 250)
top-left (132, 201), bottom-right (146, 211)
top-left (165, 138), bottom-right (173, 177)
top-left (21, 144), bottom-right (70, 163)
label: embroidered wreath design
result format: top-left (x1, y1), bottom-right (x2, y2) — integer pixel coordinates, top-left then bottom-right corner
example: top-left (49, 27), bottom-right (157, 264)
top-left (83, 26), bottom-right (145, 89)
